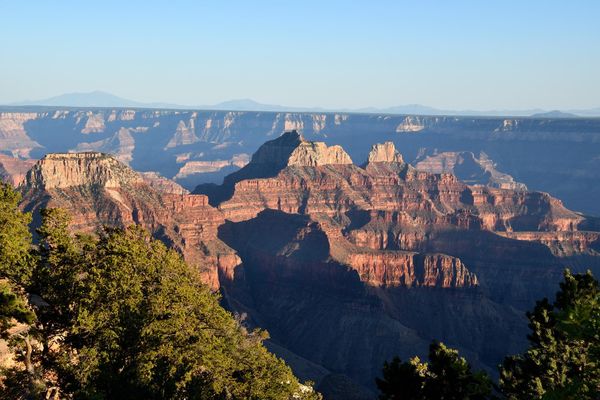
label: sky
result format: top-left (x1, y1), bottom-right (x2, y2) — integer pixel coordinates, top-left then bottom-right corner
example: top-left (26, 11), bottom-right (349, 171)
top-left (1, 0), bottom-right (599, 110)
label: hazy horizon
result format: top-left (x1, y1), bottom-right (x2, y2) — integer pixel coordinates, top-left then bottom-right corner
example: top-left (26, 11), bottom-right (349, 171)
top-left (4, 90), bottom-right (599, 116)
top-left (1, 1), bottom-right (599, 110)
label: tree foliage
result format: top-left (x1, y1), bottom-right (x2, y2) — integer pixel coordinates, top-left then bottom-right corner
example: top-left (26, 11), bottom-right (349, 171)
top-left (0, 181), bottom-right (33, 284)
top-left (376, 341), bottom-right (492, 400)
top-left (33, 211), bottom-right (319, 399)
top-left (0, 280), bottom-right (35, 337)
top-left (499, 269), bottom-right (599, 399)
top-left (0, 181), bottom-right (319, 399)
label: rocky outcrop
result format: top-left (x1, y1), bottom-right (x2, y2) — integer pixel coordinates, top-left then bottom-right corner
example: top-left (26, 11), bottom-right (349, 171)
top-left (20, 152), bottom-right (239, 290)
top-left (288, 141), bottom-right (352, 167)
top-left (415, 151), bottom-right (527, 190)
top-left (140, 172), bottom-right (189, 195)
top-left (73, 127), bottom-right (142, 164)
top-left (25, 152), bottom-right (142, 190)
top-left (201, 133), bottom-right (582, 233)
top-left (0, 154), bottom-right (35, 186)
top-left (174, 154), bottom-right (250, 177)
top-left (165, 118), bottom-right (200, 148)
top-left (193, 133), bottom-right (600, 390)
top-left (0, 112), bottom-right (41, 157)
top-left (346, 251), bottom-right (477, 288)
top-left (366, 142), bottom-right (404, 164)
top-left (395, 116), bottom-right (426, 132)
top-left (3, 107), bottom-right (600, 215)
top-left (250, 130), bottom-right (352, 167)
top-left (496, 231), bottom-right (600, 257)
top-left (81, 112), bottom-right (106, 134)
top-left (16, 134), bottom-right (600, 394)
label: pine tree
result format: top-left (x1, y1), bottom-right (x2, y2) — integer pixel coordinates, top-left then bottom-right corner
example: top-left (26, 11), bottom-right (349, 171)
top-left (33, 214), bottom-right (320, 399)
top-left (499, 269), bottom-right (599, 399)
top-left (376, 341), bottom-right (492, 400)
top-left (0, 182), bottom-right (44, 399)
top-left (0, 181), bottom-right (33, 285)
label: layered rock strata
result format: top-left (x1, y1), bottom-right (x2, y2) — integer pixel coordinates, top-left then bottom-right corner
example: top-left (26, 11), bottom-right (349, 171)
top-left (193, 131), bottom-right (600, 390)
top-left (3, 107), bottom-right (600, 215)
top-left (17, 132), bottom-right (600, 395)
top-left (415, 151), bottom-right (527, 190)
top-left (20, 152), bottom-right (239, 290)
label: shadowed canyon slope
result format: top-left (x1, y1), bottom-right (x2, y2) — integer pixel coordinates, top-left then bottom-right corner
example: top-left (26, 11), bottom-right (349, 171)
top-left (2, 107), bottom-right (600, 215)
top-left (15, 131), bottom-right (600, 395)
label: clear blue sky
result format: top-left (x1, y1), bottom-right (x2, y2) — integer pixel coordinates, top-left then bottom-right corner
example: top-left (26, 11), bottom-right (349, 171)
top-left (1, 0), bottom-right (598, 110)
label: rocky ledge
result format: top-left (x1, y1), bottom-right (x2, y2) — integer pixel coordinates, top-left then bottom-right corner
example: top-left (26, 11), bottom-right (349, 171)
top-left (25, 152), bottom-right (142, 190)
top-left (366, 142), bottom-right (404, 164)
top-left (251, 130), bottom-right (353, 167)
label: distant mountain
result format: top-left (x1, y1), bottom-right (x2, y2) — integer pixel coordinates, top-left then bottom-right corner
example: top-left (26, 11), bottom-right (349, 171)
top-left (530, 110), bottom-right (579, 118)
top-left (210, 99), bottom-right (282, 111)
top-left (8, 92), bottom-right (317, 112)
top-left (6, 91), bottom-right (600, 117)
top-left (355, 104), bottom-right (443, 115)
top-left (209, 99), bottom-right (324, 112)
top-left (567, 107), bottom-right (600, 117)
top-left (10, 91), bottom-right (183, 109)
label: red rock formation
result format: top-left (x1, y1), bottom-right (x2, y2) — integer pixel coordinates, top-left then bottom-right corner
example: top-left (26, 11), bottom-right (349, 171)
top-left (414, 151), bottom-right (527, 190)
top-left (206, 132), bottom-right (582, 240)
top-left (20, 152), bottom-right (239, 290)
top-left (17, 133), bottom-right (600, 393)
top-left (346, 251), bottom-right (477, 288)
top-left (0, 154), bottom-right (36, 186)
top-left (140, 172), bottom-right (189, 195)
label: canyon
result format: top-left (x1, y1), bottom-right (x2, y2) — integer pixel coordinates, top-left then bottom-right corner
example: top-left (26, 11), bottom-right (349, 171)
top-left (1, 107), bottom-right (600, 215)
top-left (13, 131), bottom-right (600, 398)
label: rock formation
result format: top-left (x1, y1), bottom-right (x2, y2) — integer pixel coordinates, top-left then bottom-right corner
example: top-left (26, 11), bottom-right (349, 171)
top-left (415, 151), bottom-right (527, 190)
top-left (194, 132), bottom-right (600, 391)
top-left (16, 132), bottom-right (600, 396)
top-left (366, 142), bottom-right (404, 164)
top-left (249, 131), bottom-right (352, 167)
top-left (26, 152), bottom-right (142, 190)
top-left (20, 152), bottom-right (239, 290)
top-left (139, 171), bottom-right (189, 195)
top-left (2, 107), bottom-right (600, 214)
top-left (0, 154), bottom-right (35, 186)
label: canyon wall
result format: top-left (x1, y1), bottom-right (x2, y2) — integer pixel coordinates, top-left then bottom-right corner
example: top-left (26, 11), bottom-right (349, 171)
top-left (14, 130), bottom-right (600, 397)
top-left (2, 107), bottom-right (600, 215)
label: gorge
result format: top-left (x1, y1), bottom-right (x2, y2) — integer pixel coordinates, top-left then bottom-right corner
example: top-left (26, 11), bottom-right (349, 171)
top-left (12, 130), bottom-right (600, 397)
top-left (2, 107), bottom-right (600, 215)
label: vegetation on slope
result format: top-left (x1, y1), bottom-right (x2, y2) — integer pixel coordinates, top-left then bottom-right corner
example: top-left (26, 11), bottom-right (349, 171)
top-left (377, 269), bottom-right (599, 399)
top-left (0, 181), bottom-right (320, 399)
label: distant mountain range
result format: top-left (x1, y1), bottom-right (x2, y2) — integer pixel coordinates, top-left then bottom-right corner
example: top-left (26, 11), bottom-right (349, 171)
top-left (6, 90), bottom-right (600, 117)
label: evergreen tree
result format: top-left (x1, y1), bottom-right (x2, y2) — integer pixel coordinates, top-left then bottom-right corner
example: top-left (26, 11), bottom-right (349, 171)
top-left (34, 214), bottom-right (319, 399)
top-left (376, 341), bottom-right (492, 400)
top-left (0, 182), bottom-right (44, 399)
top-left (376, 356), bottom-right (426, 400)
top-left (499, 269), bottom-right (599, 399)
top-left (0, 181), bottom-right (33, 284)
top-left (0, 280), bottom-right (35, 337)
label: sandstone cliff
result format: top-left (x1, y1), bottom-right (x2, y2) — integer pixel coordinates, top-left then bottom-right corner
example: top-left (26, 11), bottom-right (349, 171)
top-left (366, 142), bottom-right (404, 164)
top-left (3, 107), bottom-right (600, 215)
top-left (26, 152), bottom-right (142, 190)
top-left (193, 132), bottom-right (600, 390)
top-left (415, 150), bottom-right (527, 190)
top-left (20, 152), bottom-right (239, 290)
top-left (249, 130), bottom-right (352, 167)
top-left (0, 154), bottom-right (35, 186)
top-left (16, 134), bottom-right (600, 394)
